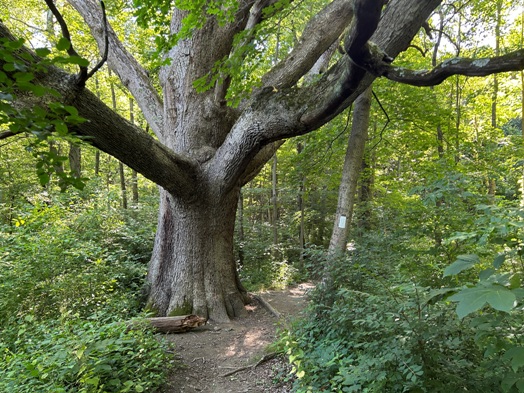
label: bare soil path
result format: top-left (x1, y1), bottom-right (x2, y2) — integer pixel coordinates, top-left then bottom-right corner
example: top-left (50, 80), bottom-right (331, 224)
top-left (163, 283), bottom-right (314, 393)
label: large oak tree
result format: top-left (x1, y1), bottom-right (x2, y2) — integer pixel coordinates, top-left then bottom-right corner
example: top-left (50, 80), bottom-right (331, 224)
top-left (2, 0), bottom-right (524, 321)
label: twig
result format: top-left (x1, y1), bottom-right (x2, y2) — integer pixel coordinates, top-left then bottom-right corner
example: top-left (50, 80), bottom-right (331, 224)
top-left (369, 89), bottom-right (390, 151)
top-left (44, 0), bottom-right (88, 81)
top-left (44, 0), bottom-right (108, 84)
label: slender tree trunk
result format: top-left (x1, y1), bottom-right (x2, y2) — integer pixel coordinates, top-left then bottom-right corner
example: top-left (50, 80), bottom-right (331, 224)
top-left (119, 162), bottom-right (128, 209)
top-left (521, 12), bottom-right (524, 206)
top-left (433, 9), bottom-right (444, 158)
top-left (488, 0), bottom-right (502, 200)
top-left (297, 142), bottom-right (306, 269)
top-left (94, 76), bottom-right (101, 176)
top-left (49, 141), bottom-right (64, 177)
top-left (329, 87), bottom-right (372, 254)
top-left (454, 14), bottom-right (463, 164)
top-left (68, 144), bottom-right (81, 178)
top-left (129, 98), bottom-right (138, 204)
top-left (358, 124), bottom-right (375, 230)
top-left (270, 153), bottom-right (278, 256)
top-left (109, 69), bottom-right (127, 209)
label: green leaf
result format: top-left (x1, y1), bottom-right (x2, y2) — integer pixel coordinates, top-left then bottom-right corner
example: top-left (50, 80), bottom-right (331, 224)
top-left (3, 62), bottom-right (15, 72)
top-left (510, 274), bottom-right (521, 289)
top-left (64, 105), bottom-right (79, 116)
top-left (28, 84), bottom-right (47, 97)
top-left (479, 268), bottom-right (494, 281)
top-left (66, 56), bottom-right (89, 67)
top-left (504, 347), bottom-right (524, 372)
top-left (449, 284), bottom-right (516, 318)
top-left (14, 71), bottom-right (34, 82)
top-left (37, 172), bottom-right (50, 186)
top-left (85, 376), bottom-right (100, 386)
top-left (443, 254), bottom-right (479, 277)
top-left (56, 37), bottom-right (71, 51)
top-left (35, 47), bottom-right (51, 57)
top-left (493, 254), bottom-right (505, 269)
top-left (54, 122), bottom-right (68, 136)
top-left (513, 288), bottom-right (524, 301)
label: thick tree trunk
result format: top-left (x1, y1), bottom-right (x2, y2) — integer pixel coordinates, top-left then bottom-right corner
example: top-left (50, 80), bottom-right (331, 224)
top-left (147, 188), bottom-right (249, 322)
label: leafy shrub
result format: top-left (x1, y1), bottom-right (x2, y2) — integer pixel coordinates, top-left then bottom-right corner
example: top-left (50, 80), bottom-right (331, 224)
top-left (441, 204), bottom-right (524, 392)
top-left (283, 249), bottom-right (503, 392)
top-left (0, 314), bottom-right (171, 393)
top-left (0, 190), bottom-right (170, 392)
top-left (285, 285), bottom-right (499, 392)
top-left (0, 202), bottom-right (148, 326)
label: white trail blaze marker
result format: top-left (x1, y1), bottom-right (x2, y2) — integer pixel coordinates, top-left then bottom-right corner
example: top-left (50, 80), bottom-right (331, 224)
top-left (338, 215), bottom-right (347, 229)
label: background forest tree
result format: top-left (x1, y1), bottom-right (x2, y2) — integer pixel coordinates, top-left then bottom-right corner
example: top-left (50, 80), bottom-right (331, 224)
top-left (3, 0), bottom-right (524, 391)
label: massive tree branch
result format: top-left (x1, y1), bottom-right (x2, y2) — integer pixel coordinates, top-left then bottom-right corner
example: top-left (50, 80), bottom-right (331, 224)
top-left (66, 0), bottom-right (164, 138)
top-left (299, 0), bottom-right (443, 128)
top-left (385, 50), bottom-right (524, 86)
top-left (0, 20), bottom-right (198, 200)
top-left (239, 141), bottom-right (286, 186)
top-left (213, 0), bottom-right (443, 193)
top-left (261, 0), bottom-right (353, 90)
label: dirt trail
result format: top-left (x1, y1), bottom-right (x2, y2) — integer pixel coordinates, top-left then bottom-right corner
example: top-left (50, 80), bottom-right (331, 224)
top-left (163, 283), bottom-right (314, 393)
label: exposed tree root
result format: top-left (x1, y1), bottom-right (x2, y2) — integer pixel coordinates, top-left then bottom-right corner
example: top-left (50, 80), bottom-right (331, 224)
top-left (221, 352), bottom-right (279, 377)
top-left (249, 293), bottom-right (282, 318)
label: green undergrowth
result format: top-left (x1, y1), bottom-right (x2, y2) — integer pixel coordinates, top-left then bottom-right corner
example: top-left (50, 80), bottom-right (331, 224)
top-left (0, 314), bottom-right (171, 393)
top-left (281, 221), bottom-right (524, 392)
top-left (0, 188), bottom-right (171, 392)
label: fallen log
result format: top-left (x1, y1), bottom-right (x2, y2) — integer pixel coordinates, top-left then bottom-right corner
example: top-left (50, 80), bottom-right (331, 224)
top-left (128, 315), bottom-right (207, 334)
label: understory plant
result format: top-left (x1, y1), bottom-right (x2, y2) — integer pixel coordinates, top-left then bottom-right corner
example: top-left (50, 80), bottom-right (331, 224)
top-left (0, 314), bottom-right (171, 393)
top-left (0, 187), bottom-right (171, 393)
top-left (283, 238), bottom-right (511, 392)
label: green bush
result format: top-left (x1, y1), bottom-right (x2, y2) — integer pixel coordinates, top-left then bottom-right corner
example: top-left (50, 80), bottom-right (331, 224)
top-left (284, 282), bottom-right (500, 392)
top-left (282, 244), bottom-right (508, 392)
top-left (0, 202), bottom-right (148, 326)
top-left (0, 314), bottom-right (171, 393)
top-left (0, 190), bottom-right (171, 392)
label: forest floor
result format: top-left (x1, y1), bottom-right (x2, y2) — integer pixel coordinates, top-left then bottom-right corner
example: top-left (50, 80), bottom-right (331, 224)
top-left (163, 282), bottom-right (314, 393)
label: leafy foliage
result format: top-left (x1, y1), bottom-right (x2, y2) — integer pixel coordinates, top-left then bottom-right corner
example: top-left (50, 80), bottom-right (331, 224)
top-left (0, 315), bottom-right (170, 393)
top-left (0, 35), bottom-right (88, 190)
top-left (0, 182), bottom-right (167, 393)
top-left (283, 251), bottom-right (496, 392)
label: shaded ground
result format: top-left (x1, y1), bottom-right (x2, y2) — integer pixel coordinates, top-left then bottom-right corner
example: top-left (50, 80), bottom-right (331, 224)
top-left (163, 283), bottom-right (314, 393)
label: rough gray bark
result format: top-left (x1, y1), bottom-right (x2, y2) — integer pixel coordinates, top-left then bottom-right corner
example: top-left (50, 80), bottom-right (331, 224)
top-left (68, 143), bottom-right (81, 178)
top-left (328, 87), bottom-right (372, 254)
top-left (5, 0), bottom-right (524, 321)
